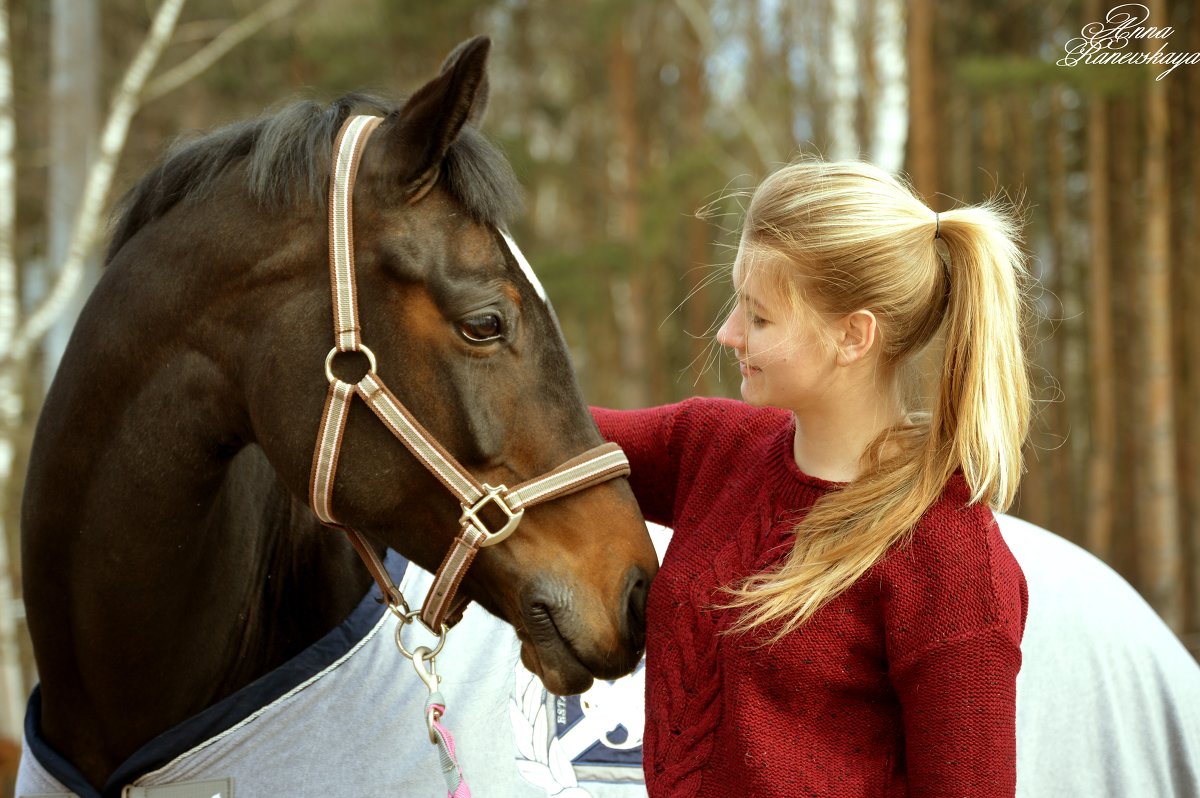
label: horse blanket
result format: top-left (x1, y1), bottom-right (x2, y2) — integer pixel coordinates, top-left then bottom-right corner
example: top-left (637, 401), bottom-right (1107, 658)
top-left (15, 549), bottom-right (647, 798)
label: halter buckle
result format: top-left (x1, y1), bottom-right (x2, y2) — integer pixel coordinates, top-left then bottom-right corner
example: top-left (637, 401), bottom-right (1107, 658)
top-left (461, 484), bottom-right (524, 547)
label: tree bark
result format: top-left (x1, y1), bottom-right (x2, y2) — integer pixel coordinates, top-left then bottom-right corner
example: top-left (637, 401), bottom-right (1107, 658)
top-left (1045, 89), bottom-right (1077, 542)
top-left (826, 0), bottom-right (859, 160)
top-left (870, 0), bottom-right (907, 173)
top-left (1085, 91), bottom-right (1116, 563)
top-left (43, 0), bottom-right (100, 392)
top-left (1175, 0), bottom-right (1200, 647)
top-left (1107, 93), bottom-right (1142, 585)
top-left (7, 0), bottom-right (187, 364)
top-left (1138, 0), bottom-right (1182, 629)
top-left (608, 19), bottom-right (649, 407)
top-left (675, 0), bottom-right (777, 170)
top-left (142, 0), bottom-right (306, 105)
top-left (905, 0), bottom-right (938, 201)
top-left (682, 11), bottom-right (712, 395)
top-left (0, 0), bottom-right (22, 741)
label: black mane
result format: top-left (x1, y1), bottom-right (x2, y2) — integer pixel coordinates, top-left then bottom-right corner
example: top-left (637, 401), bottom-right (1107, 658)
top-left (106, 93), bottom-right (523, 263)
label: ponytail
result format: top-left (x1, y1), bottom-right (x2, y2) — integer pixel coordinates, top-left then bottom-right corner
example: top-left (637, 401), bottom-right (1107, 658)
top-left (934, 206), bottom-right (1031, 510)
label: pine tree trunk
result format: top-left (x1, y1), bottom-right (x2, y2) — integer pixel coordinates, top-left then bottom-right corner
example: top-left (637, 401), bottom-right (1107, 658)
top-left (905, 0), bottom-right (937, 200)
top-left (1138, 0), bottom-right (1182, 629)
top-left (1085, 91), bottom-right (1116, 563)
top-left (682, 16), bottom-right (712, 395)
top-left (1045, 88), bottom-right (1077, 542)
top-left (1176, 0), bottom-right (1200, 651)
top-left (1108, 95), bottom-right (1142, 585)
top-left (608, 22), bottom-right (650, 408)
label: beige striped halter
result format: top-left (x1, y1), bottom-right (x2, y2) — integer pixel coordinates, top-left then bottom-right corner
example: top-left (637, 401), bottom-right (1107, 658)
top-left (309, 114), bottom-right (632, 635)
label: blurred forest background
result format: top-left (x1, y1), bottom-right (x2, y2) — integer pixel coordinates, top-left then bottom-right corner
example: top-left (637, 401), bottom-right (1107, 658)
top-left (0, 0), bottom-right (1196, 755)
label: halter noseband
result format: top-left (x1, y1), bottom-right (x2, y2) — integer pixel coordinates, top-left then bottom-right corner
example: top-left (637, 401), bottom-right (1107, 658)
top-left (309, 114), bottom-right (631, 633)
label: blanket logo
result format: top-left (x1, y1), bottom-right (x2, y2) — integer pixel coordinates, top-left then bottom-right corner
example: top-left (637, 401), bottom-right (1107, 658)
top-left (511, 661), bottom-right (646, 795)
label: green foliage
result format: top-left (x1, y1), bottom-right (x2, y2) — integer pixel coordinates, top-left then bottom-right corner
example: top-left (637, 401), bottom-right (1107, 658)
top-left (536, 241), bottom-right (635, 311)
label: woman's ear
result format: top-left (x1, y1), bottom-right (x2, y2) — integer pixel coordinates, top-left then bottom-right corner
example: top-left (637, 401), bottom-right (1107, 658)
top-left (834, 309), bottom-right (878, 366)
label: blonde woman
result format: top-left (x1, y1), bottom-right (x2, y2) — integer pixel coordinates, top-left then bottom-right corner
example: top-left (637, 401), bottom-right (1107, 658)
top-left (594, 160), bottom-right (1033, 797)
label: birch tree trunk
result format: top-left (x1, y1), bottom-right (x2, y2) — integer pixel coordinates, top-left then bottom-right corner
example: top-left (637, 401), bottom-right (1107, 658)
top-left (7, 0), bottom-right (186, 364)
top-left (0, 0), bottom-right (24, 739)
top-left (0, 0), bottom-right (186, 740)
top-left (870, 0), bottom-right (907, 173)
top-left (44, 0), bottom-right (100, 386)
top-left (675, 0), bottom-right (777, 170)
top-left (825, 0), bottom-right (859, 160)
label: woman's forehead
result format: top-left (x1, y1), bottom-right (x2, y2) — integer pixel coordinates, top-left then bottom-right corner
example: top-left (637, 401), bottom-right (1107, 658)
top-left (732, 247), bottom-right (787, 299)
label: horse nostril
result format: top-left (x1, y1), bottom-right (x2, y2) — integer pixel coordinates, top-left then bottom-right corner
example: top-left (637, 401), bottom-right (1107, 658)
top-left (623, 565), bottom-right (650, 643)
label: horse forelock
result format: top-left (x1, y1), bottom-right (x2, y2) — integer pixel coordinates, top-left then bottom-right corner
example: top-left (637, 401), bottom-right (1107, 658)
top-left (105, 93), bottom-right (524, 265)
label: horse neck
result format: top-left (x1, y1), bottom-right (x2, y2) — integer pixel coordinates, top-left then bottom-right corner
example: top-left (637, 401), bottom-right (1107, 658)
top-left (21, 250), bottom-right (373, 787)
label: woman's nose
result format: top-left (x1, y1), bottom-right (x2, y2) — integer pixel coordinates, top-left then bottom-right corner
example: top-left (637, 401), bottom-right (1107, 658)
top-left (716, 311), bottom-right (743, 350)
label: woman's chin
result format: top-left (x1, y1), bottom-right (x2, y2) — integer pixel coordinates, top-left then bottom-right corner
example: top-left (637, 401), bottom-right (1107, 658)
top-left (740, 381), bottom-right (765, 406)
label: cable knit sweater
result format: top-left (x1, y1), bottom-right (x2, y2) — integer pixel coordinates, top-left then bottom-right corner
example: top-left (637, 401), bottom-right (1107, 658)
top-left (593, 398), bottom-right (1027, 798)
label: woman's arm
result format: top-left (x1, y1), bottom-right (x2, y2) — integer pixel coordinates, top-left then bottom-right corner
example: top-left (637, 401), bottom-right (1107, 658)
top-left (891, 625), bottom-right (1022, 796)
top-left (884, 501), bottom-right (1028, 797)
top-left (591, 402), bottom-right (691, 528)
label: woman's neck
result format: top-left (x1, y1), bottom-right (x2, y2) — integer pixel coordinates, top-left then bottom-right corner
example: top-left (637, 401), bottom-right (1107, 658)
top-left (790, 386), bottom-right (907, 483)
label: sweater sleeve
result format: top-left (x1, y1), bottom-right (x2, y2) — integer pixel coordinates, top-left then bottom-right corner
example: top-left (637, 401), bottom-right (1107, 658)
top-left (890, 625), bottom-right (1022, 797)
top-left (883, 492), bottom-right (1028, 798)
top-left (590, 403), bottom-right (688, 527)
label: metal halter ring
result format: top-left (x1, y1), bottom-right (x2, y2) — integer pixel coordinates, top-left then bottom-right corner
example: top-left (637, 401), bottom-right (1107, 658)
top-left (394, 610), bottom-right (447, 661)
top-left (324, 344), bottom-right (377, 384)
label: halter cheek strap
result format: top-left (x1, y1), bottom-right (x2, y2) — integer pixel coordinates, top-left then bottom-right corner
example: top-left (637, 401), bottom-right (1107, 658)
top-left (309, 114), bottom-right (631, 633)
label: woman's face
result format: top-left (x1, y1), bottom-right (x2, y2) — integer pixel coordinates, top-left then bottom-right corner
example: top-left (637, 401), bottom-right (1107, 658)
top-left (716, 254), bottom-right (838, 414)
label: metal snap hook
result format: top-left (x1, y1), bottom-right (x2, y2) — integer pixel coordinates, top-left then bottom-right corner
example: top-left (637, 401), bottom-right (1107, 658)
top-left (411, 645), bottom-right (440, 694)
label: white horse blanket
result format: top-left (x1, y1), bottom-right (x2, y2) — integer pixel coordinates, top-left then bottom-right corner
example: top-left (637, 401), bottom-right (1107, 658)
top-left (16, 518), bottom-right (1200, 797)
top-left (15, 550), bottom-right (645, 798)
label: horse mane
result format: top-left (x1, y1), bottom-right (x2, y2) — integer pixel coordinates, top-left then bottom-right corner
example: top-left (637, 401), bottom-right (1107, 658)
top-left (106, 93), bottom-right (524, 264)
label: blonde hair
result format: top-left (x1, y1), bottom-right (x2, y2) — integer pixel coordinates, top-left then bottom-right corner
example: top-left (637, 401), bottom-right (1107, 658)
top-left (723, 159), bottom-right (1034, 639)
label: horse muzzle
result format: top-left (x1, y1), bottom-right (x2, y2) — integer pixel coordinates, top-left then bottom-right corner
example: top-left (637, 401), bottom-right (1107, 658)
top-left (517, 563), bottom-right (651, 695)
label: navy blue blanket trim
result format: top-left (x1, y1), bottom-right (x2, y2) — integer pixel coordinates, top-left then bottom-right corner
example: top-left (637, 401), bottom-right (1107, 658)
top-left (25, 550), bottom-right (410, 798)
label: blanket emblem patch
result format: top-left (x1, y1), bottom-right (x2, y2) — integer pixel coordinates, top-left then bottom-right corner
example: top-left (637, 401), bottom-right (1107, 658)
top-left (511, 661), bottom-right (646, 795)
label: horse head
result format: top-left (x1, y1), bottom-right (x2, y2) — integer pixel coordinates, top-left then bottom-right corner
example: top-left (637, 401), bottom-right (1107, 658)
top-left (235, 37), bottom-right (655, 694)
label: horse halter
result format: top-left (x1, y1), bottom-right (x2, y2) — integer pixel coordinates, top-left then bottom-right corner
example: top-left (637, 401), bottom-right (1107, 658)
top-left (309, 114), bottom-right (632, 634)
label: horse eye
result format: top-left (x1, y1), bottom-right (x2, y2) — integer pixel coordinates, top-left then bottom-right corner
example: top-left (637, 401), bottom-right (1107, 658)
top-left (459, 312), bottom-right (503, 343)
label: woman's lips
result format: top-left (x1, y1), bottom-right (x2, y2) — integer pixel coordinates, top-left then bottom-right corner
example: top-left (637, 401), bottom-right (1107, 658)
top-left (738, 362), bottom-right (761, 377)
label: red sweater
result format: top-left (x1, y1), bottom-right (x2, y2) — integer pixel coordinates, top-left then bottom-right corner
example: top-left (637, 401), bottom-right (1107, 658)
top-left (594, 398), bottom-right (1027, 798)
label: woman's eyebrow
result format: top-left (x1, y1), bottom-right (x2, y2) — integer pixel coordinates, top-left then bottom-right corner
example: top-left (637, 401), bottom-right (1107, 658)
top-left (735, 289), bottom-right (769, 313)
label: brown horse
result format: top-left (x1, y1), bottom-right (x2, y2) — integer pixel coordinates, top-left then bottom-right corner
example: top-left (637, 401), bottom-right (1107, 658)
top-left (19, 37), bottom-right (656, 793)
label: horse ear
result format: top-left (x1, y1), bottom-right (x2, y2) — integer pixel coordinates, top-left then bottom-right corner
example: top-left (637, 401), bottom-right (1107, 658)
top-left (387, 36), bottom-right (491, 201)
top-left (438, 37), bottom-right (490, 125)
